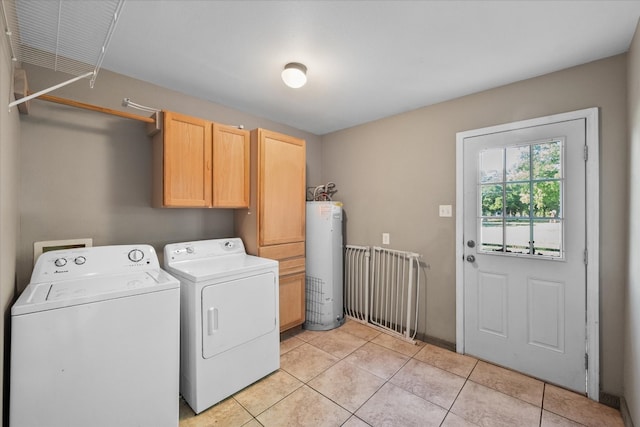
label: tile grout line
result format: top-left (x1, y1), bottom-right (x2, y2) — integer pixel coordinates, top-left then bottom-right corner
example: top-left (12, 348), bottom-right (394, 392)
top-left (440, 358), bottom-right (480, 426)
top-left (289, 324), bottom-right (603, 426)
top-left (338, 326), bottom-right (461, 424)
top-left (339, 324), bottom-right (475, 425)
top-left (184, 322), bottom-right (620, 426)
top-left (280, 326), bottom-right (382, 425)
top-left (539, 383), bottom-right (546, 427)
top-left (539, 383), bottom-right (595, 426)
top-left (319, 324), bottom-right (425, 424)
top-left (333, 327), bottom-right (413, 426)
top-left (313, 326), bottom-right (382, 426)
top-left (231, 371), bottom-right (304, 423)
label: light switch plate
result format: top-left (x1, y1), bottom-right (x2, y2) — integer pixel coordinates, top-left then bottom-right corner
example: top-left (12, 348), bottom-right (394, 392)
top-left (382, 233), bottom-right (390, 245)
top-left (439, 205), bottom-right (453, 217)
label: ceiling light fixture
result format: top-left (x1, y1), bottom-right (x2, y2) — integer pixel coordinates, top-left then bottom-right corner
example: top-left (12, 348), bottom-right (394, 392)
top-left (281, 62), bottom-right (307, 88)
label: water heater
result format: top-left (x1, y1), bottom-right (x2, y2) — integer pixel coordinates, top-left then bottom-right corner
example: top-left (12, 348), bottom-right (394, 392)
top-left (304, 201), bottom-right (345, 331)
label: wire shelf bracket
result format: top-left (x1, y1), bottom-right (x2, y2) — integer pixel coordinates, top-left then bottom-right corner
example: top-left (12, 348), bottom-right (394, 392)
top-left (1, 0), bottom-right (126, 109)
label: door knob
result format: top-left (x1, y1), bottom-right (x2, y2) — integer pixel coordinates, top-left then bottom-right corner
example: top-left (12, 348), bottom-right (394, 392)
top-left (466, 255), bottom-right (476, 263)
top-left (467, 240), bottom-right (476, 248)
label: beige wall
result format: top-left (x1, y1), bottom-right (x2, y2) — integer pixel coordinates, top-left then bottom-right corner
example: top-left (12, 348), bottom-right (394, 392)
top-left (17, 65), bottom-right (322, 291)
top-left (0, 29), bottom-right (21, 424)
top-left (624, 20), bottom-right (640, 426)
top-left (321, 55), bottom-right (628, 396)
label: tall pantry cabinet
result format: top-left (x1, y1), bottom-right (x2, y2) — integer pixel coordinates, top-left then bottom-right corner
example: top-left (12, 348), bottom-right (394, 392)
top-left (235, 129), bottom-right (306, 332)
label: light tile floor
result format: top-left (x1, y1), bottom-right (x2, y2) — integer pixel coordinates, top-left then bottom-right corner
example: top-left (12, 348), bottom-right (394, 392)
top-left (179, 319), bottom-right (624, 427)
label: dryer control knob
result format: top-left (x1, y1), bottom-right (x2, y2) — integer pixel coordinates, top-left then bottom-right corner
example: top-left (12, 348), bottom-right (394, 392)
top-left (54, 258), bottom-right (67, 267)
top-left (74, 256), bottom-right (86, 265)
top-left (128, 249), bottom-right (144, 263)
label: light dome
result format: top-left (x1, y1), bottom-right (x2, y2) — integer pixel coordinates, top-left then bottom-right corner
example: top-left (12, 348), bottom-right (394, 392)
top-left (281, 62), bottom-right (307, 88)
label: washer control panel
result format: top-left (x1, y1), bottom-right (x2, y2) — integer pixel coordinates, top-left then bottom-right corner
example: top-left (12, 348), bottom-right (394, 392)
top-left (31, 244), bottom-right (160, 283)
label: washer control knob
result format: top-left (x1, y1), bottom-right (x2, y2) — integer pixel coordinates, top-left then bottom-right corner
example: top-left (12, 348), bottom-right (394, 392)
top-left (128, 249), bottom-right (144, 263)
top-left (224, 241), bottom-right (234, 249)
top-left (54, 258), bottom-right (67, 267)
top-left (74, 256), bottom-right (86, 265)
top-left (186, 246), bottom-right (194, 254)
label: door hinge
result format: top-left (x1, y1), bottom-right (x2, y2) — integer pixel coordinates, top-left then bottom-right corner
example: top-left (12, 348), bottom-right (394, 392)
top-left (584, 145), bottom-right (589, 161)
top-left (585, 353), bottom-right (589, 370)
top-left (584, 249), bottom-right (588, 265)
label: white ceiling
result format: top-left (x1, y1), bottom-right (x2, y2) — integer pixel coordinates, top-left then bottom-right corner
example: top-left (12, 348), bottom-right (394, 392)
top-left (100, 1), bottom-right (640, 135)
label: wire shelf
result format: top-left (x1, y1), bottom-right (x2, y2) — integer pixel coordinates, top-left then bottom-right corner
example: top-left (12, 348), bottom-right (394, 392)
top-left (1, 0), bottom-right (125, 87)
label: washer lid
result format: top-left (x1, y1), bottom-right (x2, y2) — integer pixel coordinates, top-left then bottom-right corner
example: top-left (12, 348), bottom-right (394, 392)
top-left (165, 254), bottom-right (278, 282)
top-left (12, 269), bottom-right (179, 316)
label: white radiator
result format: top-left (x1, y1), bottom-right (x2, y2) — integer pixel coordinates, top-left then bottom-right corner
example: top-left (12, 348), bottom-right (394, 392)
top-left (344, 245), bottom-right (421, 343)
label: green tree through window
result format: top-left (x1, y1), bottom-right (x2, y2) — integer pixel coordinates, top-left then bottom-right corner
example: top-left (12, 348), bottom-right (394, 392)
top-left (479, 140), bottom-right (563, 257)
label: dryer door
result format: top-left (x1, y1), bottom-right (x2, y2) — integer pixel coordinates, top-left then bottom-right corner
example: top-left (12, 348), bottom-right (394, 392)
top-left (201, 272), bottom-right (277, 359)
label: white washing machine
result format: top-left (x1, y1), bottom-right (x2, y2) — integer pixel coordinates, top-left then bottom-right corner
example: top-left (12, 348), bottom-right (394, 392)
top-left (10, 245), bottom-right (180, 427)
top-left (163, 238), bottom-right (279, 414)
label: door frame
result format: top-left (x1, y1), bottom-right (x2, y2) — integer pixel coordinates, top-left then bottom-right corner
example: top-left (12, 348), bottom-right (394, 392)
top-left (455, 108), bottom-right (600, 400)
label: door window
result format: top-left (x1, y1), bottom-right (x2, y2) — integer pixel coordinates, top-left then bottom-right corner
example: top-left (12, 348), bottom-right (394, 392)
top-left (478, 139), bottom-right (564, 259)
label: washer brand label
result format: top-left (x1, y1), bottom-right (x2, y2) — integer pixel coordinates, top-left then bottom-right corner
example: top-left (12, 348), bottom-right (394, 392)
top-left (54, 270), bottom-right (68, 274)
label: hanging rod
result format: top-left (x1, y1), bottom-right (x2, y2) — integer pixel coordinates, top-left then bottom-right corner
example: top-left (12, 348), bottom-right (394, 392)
top-left (30, 92), bottom-right (156, 123)
top-left (122, 98), bottom-right (159, 114)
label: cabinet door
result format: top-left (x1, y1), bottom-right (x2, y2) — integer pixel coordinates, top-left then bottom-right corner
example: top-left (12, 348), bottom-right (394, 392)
top-left (259, 130), bottom-right (306, 246)
top-left (212, 124), bottom-right (249, 208)
top-left (163, 111), bottom-right (212, 207)
top-left (279, 273), bottom-right (305, 332)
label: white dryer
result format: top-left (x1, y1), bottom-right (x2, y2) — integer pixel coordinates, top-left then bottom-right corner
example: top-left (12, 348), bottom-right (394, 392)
top-left (164, 238), bottom-right (279, 414)
top-left (10, 245), bottom-right (180, 427)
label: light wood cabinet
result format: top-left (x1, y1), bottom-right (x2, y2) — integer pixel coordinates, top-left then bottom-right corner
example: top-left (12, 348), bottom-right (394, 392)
top-left (278, 273), bottom-right (306, 332)
top-left (212, 123), bottom-right (250, 208)
top-left (235, 129), bottom-right (306, 332)
top-left (151, 111), bottom-right (249, 208)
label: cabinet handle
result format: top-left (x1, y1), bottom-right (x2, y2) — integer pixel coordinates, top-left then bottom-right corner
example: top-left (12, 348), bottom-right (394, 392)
top-left (206, 160), bottom-right (211, 171)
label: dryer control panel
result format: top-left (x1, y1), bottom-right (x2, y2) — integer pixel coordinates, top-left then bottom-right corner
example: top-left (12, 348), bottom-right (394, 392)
top-left (164, 238), bottom-right (247, 262)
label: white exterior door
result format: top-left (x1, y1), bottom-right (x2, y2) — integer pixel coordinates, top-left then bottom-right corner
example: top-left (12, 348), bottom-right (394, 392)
top-left (460, 117), bottom-right (590, 393)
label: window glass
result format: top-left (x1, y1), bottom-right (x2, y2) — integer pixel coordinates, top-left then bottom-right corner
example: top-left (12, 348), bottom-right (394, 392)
top-left (533, 181), bottom-right (560, 218)
top-left (481, 185), bottom-right (503, 217)
top-left (479, 149), bottom-right (503, 184)
top-left (480, 218), bottom-right (503, 252)
top-left (533, 141), bottom-right (561, 179)
top-left (505, 219), bottom-right (530, 254)
top-left (533, 219), bottom-right (562, 257)
top-left (505, 183), bottom-right (530, 217)
top-left (506, 145), bottom-right (529, 182)
top-left (477, 139), bottom-right (564, 259)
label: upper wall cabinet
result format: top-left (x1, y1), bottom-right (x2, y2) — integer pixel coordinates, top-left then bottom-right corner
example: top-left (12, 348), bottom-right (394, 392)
top-left (212, 123), bottom-right (250, 208)
top-left (151, 111), bottom-right (249, 208)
